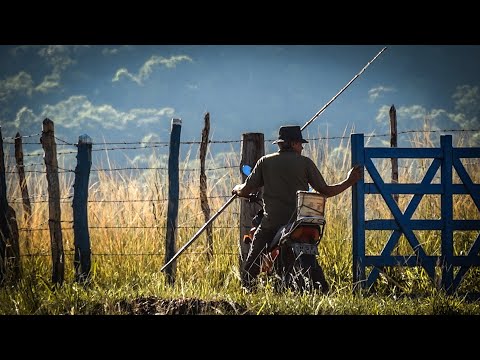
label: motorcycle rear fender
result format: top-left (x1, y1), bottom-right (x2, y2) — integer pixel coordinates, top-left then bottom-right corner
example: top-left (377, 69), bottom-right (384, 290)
top-left (269, 220), bottom-right (325, 251)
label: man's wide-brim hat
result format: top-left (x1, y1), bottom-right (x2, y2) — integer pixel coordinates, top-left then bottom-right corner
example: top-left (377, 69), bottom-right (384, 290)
top-left (272, 125), bottom-right (308, 144)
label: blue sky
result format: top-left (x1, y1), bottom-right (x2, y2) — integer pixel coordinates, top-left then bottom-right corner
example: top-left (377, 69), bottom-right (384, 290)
top-left (1, 45), bottom-right (479, 166)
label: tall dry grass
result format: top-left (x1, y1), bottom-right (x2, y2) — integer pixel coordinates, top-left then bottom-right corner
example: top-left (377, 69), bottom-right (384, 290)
top-left (1, 127), bottom-right (479, 314)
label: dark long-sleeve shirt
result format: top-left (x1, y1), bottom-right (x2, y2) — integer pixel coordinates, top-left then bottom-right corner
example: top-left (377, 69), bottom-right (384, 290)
top-left (243, 149), bottom-right (327, 229)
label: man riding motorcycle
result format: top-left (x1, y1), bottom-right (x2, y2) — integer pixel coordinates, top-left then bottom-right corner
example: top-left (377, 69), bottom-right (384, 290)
top-left (232, 125), bottom-right (363, 293)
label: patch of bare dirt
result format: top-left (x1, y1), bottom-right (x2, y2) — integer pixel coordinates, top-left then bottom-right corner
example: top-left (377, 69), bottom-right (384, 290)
top-left (128, 296), bottom-right (251, 315)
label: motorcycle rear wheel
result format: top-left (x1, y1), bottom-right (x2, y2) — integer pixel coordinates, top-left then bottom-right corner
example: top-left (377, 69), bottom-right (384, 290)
top-left (273, 245), bottom-right (328, 294)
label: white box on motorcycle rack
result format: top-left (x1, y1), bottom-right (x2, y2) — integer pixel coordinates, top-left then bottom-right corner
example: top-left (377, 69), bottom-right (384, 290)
top-left (296, 191), bottom-right (326, 222)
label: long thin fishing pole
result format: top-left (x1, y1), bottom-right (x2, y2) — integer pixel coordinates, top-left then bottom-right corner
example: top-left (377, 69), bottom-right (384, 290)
top-left (301, 46), bottom-right (387, 132)
top-left (160, 194), bottom-right (237, 272)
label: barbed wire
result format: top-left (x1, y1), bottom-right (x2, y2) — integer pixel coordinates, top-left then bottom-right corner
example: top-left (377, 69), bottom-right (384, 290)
top-left (18, 224), bottom-right (241, 231)
top-left (20, 251), bottom-right (239, 257)
top-left (5, 145), bottom-right (171, 158)
top-left (6, 159), bottom-right (478, 175)
top-left (4, 128), bottom-right (478, 149)
top-left (4, 164), bottom-right (238, 174)
top-left (1, 133), bottom-right (42, 140)
top-left (10, 194), bottom-right (234, 204)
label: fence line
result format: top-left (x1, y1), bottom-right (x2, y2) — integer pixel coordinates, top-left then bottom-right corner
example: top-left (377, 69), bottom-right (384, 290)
top-left (11, 162), bottom-right (480, 175)
top-left (18, 224), bottom-right (242, 231)
top-left (20, 251), bottom-right (241, 257)
top-left (2, 121), bottom-right (480, 287)
top-left (3, 127), bottom-right (479, 147)
top-left (9, 194), bottom-right (235, 203)
top-left (4, 165), bottom-right (238, 174)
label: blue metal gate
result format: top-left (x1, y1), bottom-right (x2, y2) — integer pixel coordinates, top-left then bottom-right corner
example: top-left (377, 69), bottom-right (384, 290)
top-left (351, 133), bottom-right (480, 294)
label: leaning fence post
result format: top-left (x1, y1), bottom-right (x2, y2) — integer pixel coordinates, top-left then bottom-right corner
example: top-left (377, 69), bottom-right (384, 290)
top-left (73, 134), bottom-right (92, 283)
top-left (239, 133), bottom-right (264, 267)
top-left (164, 118), bottom-right (182, 284)
top-left (351, 133), bottom-right (366, 293)
top-left (0, 127), bottom-right (20, 283)
top-left (15, 132), bottom-right (32, 253)
top-left (41, 118), bottom-right (64, 286)
top-left (199, 113), bottom-right (213, 260)
top-left (440, 134), bottom-right (453, 293)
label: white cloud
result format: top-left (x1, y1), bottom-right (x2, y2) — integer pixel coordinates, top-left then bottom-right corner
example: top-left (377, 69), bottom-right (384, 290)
top-left (1, 45), bottom-right (86, 101)
top-left (35, 45), bottom-right (77, 92)
top-left (112, 68), bottom-right (141, 85)
top-left (112, 54), bottom-right (193, 85)
top-left (451, 85), bottom-right (480, 129)
top-left (35, 72), bottom-right (61, 93)
top-left (375, 104), bottom-right (449, 128)
top-left (101, 46), bottom-right (132, 56)
top-left (130, 108), bottom-right (175, 125)
top-left (368, 86), bottom-right (395, 103)
top-left (12, 95), bottom-right (176, 133)
top-left (374, 85), bottom-right (480, 145)
top-left (13, 106), bottom-right (37, 129)
top-left (102, 48), bottom-right (119, 56)
top-left (453, 85), bottom-right (479, 111)
top-left (6, 97), bottom-right (176, 149)
top-left (38, 46), bottom-right (75, 69)
top-left (0, 71), bottom-right (34, 101)
top-left (141, 133), bottom-right (162, 143)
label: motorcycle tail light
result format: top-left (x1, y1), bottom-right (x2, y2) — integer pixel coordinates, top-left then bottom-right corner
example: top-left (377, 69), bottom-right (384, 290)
top-left (291, 226), bottom-right (320, 242)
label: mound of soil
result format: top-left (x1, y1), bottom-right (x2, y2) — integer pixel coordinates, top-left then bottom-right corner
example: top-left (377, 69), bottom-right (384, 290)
top-left (126, 296), bottom-right (250, 315)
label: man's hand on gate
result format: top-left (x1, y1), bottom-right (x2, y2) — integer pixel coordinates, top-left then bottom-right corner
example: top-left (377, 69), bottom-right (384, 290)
top-left (347, 164), bottom-right (363, 185)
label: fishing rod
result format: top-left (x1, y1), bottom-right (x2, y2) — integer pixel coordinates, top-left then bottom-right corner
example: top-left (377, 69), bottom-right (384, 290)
top-left (301, 46), bottom-right (387, 131)
top-left (161, 194), bottom-right (237, 272)
top-left (160, 46), bottom-right (387, 273)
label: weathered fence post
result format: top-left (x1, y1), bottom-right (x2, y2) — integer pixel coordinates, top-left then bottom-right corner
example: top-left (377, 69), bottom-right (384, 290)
top-left (389, 105), bottom-right (399, 204)
top-left (351, 133), bottom-right (366, 292)
top-left (15, 132), bottom-right (32, 253)
top-left (0, 127), bottom-right (8, 283)
top-left (0, 127), bottom-right (20, 283)
top-left (164, 118), bottom-right (182, 284)
top-left (199, 113), bottom-right (213, 260)
top-left (440, 134), bottom-right (453, 293)
top-left (389, 105), bottom-right (400, 257)
top-left (239, 133), bottom-right (264, 266)
top-left (41, 118), bottom-right (64, 286)
top-left (73, 134), bottom-right (92, 283)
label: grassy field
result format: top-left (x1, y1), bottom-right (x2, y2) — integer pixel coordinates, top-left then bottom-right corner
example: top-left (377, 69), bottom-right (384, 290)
top-left (1, 128), bottom-right (479, 315)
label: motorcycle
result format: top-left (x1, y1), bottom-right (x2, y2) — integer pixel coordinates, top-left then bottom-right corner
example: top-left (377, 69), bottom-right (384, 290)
top-left (240, 165), bottom-right (329, 293)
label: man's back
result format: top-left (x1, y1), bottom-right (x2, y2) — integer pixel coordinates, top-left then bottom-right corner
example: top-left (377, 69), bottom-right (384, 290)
top-left (248, 150), bottom-right (326, 228)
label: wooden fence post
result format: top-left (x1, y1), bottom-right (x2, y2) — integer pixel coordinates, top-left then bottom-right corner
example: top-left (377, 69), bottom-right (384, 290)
top-left (389, 105), bottom-right (399, 204)
top-left (389, 105), bottom-right (400, 257)
top-left (164, 118), bottom-right (182, 284)
top-left (73, 134), bottom-right (92, 283)
top-left (199, 113), bottom-right (213, 260)
top-left (0, 127), bottom-right (8, 283)
top-left (41, 118), bottom-right (64, 286)
top-left (239, 133), bottom-right (264, 266)
top-left (440, 134), bottom-right (454, 293)
top-left (351, 133), bottom-right (366, 293)
top-left (15, 132), bottom-right (32, 253)
top-left (0, 127), bottom-right (20, 283)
